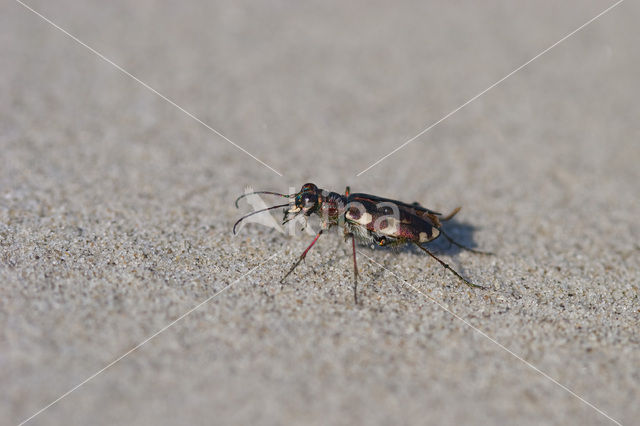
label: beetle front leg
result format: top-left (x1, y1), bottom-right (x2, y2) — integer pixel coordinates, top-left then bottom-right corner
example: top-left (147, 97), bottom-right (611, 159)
top-left (280, 230), bottom-right (323, 283)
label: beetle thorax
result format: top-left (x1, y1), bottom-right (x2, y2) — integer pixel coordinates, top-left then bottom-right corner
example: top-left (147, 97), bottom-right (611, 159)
top-left (315, 190), bottom-right (347, 226)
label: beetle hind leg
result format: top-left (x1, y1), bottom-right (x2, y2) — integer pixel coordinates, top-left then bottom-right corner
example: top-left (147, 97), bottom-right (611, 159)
top-left (440, 229), bottom-right (493, 255)
top-left (414, 242), bottom-right (485, 289)
top-left (440, 207), bottom-right (461, 221)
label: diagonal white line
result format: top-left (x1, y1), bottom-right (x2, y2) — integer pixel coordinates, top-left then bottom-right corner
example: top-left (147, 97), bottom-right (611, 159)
top-left (356, 0), bottom-right (626, 176)
top-left (357, 250), bottom-right (622, 425)
top-left (14, 0), bottom-right (283, 177)
top-left (17, 253), bottom-right (278, 426)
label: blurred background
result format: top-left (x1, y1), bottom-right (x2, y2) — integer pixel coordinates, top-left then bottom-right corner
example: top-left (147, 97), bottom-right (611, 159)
top-left (1, 1), bottom-right (638, 425)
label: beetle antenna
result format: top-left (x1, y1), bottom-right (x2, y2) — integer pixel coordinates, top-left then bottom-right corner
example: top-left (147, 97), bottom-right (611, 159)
top-left (235, 191), bottom-right (295, 208)
top-left (233, 203), bottom-right (290, 234)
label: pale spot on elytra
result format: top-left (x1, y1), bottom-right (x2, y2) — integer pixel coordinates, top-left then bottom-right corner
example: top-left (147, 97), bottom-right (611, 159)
top-left (419, 228), bottom-right (439, 242)
top-left (359, 212), bottom-right (373, 224)
top-left (346, 210), bottom-right (373, 225)
top-left (378, 217), bottom-right (399, 235)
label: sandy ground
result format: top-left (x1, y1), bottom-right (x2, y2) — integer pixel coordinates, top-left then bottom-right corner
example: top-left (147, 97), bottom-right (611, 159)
top-left (1, 1), bottom-right (639, 425)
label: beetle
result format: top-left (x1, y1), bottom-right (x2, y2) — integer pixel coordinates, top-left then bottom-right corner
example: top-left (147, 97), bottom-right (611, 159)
top-left (233, 183), bottom-right (490, 303)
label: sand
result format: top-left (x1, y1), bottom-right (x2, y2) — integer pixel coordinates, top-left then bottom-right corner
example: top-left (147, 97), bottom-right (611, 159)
top-left (1, 1), bottom-right (639, 425)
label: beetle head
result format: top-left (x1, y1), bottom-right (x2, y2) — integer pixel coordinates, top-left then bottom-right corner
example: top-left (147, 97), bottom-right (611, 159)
top-left (284, 183), bottom-right (320, 222)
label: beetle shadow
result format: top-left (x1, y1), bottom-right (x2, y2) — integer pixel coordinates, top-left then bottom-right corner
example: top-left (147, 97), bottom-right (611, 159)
top-left (428, 217), bottom-right (484, 255)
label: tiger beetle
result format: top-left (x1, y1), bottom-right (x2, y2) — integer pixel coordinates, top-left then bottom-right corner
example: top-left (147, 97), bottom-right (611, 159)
top-left (234, 183), bottom-right (491, 303)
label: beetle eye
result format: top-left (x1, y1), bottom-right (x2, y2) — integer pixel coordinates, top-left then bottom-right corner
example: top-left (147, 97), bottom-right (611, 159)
top-left (300, 183), bottom-right (317, 193)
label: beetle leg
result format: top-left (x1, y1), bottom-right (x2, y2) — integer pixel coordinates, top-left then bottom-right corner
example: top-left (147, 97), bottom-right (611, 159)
top-left (440, 206), bottom-right (461, 221)
top-left (440, 229), bottom-right (493, 255)
top-left (281, 230), bottom-right (323, 283)
top-left (413, 242), bottom-right (485, 289)
top-left (351, 233), bottom-right (359, 304)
